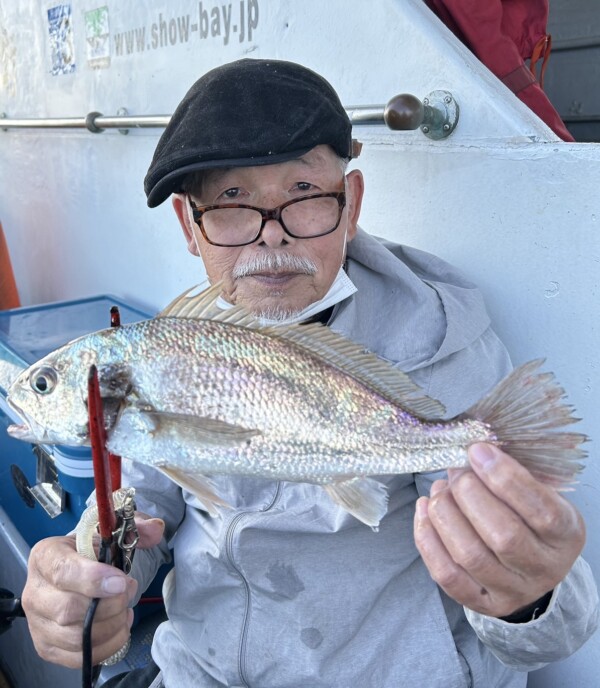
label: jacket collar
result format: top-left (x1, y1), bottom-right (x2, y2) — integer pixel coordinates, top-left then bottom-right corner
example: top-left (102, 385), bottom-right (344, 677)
top-left (331, 228), bottom-right (491, 371)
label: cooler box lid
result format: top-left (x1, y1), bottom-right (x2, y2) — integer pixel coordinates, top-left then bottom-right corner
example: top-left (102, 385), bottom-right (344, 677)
top-left (0, 294), bottom-right (151, 368)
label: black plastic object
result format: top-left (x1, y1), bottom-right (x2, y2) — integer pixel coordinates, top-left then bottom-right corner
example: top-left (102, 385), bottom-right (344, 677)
top-left (0, 589), bottom-right (25, 636)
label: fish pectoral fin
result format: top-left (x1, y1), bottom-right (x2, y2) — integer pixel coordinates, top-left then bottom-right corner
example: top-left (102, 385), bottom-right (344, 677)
top-left (138, 409), bottom-right (262, 448)
top-left (156, 465), bottom-right (231, 517)
top-left (324, 477), bottom-right (389, 529)
top-left (108, 407), bottom-right (260, 455)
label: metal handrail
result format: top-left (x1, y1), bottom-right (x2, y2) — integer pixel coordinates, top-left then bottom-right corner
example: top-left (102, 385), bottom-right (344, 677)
top-left (0, 113), bottom-right (171, 132)
top-left (1, 91), bottom-right (459, 140)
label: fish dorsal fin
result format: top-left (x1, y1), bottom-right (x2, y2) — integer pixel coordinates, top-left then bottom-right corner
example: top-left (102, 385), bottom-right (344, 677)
top-left (157, 282), bottom-right (445, 419)
top-left (158, 282), bottom-right (258, 328)
top-left (159, 282), bottom-right (225, 319)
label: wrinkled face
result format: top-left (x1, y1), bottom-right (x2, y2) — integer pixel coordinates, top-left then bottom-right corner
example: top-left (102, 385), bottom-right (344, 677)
top-left (174, 145), bottom-right (364, 319)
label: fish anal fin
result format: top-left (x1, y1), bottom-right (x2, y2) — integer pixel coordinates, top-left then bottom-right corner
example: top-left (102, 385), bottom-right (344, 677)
top-left (324, 477), bottom-right (389, 530)
top-left (157, 465), bottom-right (231, 517)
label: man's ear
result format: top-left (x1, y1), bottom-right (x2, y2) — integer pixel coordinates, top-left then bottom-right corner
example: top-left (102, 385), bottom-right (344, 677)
top-left (345, 169), bottom-right (364, 243)
top-left (172, 193), bottom-right (200, 256)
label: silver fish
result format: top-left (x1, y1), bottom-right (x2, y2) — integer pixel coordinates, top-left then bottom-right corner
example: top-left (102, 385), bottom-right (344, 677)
top-left (6, 284), bottom-right (587, 526)
top-left (0, 358), bottom-right (24, 394)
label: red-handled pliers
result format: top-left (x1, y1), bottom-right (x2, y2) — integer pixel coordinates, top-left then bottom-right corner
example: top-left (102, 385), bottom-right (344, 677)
top-left (87, 365), bottom-right (138, 573)
top-left (81, 357), bottom-right (138, 687)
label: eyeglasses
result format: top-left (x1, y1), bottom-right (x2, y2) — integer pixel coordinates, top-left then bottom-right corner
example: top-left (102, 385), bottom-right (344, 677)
top-left (188, 191), bottom-right (347, 247)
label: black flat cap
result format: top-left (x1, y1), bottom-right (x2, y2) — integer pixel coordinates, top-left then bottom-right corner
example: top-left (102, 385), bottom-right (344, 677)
top-left (144, 58), bottom-right (353, 208)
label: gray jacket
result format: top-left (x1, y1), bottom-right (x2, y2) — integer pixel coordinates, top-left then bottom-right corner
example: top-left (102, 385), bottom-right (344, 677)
top-left (126, 229), bottom-right (598, 687)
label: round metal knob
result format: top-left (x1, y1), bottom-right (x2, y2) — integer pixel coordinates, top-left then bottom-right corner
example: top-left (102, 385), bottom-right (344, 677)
top-left (383, 94), bottom-right (424, 131)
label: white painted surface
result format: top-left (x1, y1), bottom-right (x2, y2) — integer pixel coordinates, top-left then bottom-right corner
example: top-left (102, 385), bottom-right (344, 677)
top-left (0, 1), bottom-right (598, 685)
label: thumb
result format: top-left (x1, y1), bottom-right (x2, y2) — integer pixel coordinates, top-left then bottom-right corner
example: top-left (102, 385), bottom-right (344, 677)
top-left (134, 513), bottom-right (166, 549)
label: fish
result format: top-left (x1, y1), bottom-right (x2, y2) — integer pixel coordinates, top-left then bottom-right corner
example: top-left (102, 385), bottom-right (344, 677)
top-left (0, 358), bottom-right (24, 393)
top-left (5, 283), bottom-right (587, 527)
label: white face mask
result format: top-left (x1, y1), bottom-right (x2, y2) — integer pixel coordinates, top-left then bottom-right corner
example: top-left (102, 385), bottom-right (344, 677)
top-left (177, 192), bottom-right (357, 325)
top-left (215, 266), bottom-right (357, 325)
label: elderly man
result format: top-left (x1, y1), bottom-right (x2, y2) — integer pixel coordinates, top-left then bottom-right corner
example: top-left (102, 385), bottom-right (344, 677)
top-left (22, 58), bottom-right (598, 688)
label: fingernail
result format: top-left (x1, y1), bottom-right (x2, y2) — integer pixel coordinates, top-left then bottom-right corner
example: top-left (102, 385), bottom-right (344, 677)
top-left (469, 443), bottom-right (496, 469)
top-left (126, 578), bottom-right (139, 603)
top-left (416, 498), bottom-right (429, 520)
top-left (102, 576), bottom-right (127, 594)
top-left (430, 479), bottom-right (448, 496)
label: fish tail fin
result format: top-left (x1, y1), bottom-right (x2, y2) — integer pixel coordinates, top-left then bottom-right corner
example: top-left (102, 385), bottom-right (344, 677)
top-left (463, 359), bottom-right (588, 487)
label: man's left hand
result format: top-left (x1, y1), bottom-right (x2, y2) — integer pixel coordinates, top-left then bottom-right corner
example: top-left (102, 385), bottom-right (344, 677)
top-left (414, 442), bottom-right (586, 618)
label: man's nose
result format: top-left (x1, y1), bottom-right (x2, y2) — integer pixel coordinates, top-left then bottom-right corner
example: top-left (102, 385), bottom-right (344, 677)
top-left (258, 218), bottom-right (295, 248)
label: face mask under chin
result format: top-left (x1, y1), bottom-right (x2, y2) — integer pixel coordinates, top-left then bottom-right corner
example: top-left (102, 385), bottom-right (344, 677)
top-left (215, 266), bottom-right (357, 326)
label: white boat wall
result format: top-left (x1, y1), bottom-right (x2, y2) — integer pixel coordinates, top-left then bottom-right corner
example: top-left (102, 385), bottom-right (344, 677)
top-left (0, 1), bottom-right (598, 686)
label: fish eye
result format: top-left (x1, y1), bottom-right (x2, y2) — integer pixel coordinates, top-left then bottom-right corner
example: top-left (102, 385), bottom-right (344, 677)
top-left (29, 366), bottom-right (58, 395)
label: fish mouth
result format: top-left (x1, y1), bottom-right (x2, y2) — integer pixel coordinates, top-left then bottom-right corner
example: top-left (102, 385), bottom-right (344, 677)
top-left (7, 423), bottom-right (42, 442)
top-left (6, 399), bottom-right (50, 443)
top-left (6, 419), bottom-right (87, 446)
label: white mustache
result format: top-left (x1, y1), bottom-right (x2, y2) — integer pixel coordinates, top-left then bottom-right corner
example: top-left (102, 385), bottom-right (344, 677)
top-left (232, 253), bottom-right (318, 278)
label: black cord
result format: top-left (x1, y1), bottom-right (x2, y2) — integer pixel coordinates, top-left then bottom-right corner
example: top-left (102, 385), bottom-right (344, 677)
top-left (82, 597), bottom-right (101, 688)
top-left (81, 540), bottom-right (110, 688)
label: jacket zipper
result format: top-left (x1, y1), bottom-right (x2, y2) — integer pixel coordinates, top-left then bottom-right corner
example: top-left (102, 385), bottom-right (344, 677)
top-left (225, 481), bottom-right (283, 688)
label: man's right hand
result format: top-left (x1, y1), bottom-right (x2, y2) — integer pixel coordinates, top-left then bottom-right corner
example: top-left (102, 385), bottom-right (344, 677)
top-left (21, 514), bottom-right (165, 668)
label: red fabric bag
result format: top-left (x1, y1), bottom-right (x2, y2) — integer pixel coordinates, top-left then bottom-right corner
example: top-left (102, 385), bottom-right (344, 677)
top-left (425, 0), bottom-right (574, 140)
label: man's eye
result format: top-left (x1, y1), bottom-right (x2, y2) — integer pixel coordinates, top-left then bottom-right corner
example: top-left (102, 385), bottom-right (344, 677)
top-left (222, 188), bottom-right (241, 199)
top-left (296, 182), bottom-right (315, 192)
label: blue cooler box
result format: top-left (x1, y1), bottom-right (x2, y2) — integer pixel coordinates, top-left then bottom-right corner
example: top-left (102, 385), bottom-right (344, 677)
top-left (0, 295), bottom-right (151, 544)
top-left (0, 296), bottom-right (173, 688)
